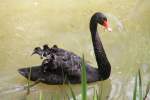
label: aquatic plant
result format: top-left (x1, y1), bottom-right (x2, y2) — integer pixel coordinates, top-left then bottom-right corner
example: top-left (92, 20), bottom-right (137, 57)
top-left (27, 67), bottom-right (32, 95)
top-left (81, 55), bottom-right (87, 100)
top-left (25, 56), bottom-right (149, 100)
top-left (133, 69), bottom-right (150, 100)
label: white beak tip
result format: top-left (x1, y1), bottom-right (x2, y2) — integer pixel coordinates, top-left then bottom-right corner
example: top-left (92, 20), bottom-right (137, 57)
top-left (107, 27), bottom-right (112, 32)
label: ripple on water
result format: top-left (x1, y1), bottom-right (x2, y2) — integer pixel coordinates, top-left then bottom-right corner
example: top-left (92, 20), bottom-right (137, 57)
top-left (108, 78), bottom-right (123, 100)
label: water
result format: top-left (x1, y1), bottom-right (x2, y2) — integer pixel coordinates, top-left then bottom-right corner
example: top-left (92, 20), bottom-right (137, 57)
top-left (0, 0), bottom-right (150, 99)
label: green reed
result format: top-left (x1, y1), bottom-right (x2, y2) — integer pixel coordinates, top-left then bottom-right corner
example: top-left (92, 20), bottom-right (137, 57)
top-left (81, 55), bottom-right (87, 100)
top-left (133, 69), bottom-right (150, 100)
top-left (25, 57), bottom-right (149, 100)
top-left (27, 67), bottom-right (32, 95)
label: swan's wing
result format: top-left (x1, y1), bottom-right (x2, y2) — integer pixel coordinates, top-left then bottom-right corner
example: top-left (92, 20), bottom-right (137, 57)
top-left (18, 47), bottom-right (88, 84)
top-left (18, 65), bottom-right (66, 84)
top-left (42, 48), bottom-right (84, 76)
top-left (42, 48), bottom-right (83, 77)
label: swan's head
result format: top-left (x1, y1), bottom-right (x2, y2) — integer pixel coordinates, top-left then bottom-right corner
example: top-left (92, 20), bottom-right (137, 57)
top-left (96, 12), bottom-right (112, 32)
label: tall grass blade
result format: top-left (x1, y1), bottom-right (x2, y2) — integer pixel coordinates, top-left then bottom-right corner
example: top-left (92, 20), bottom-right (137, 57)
top-left (62, 84), bottom-right (70, 100)
top-left (93, 88), bottom-right (96, 100)
top-left (27, 67), bottom-right (32, 95)
top-left (50, 95), bottom-right (54, 100)
top-left (68, 84), bottom-right (76, 100)
top-left (93, 88), bottom-right (98, 100)
top-left (99, 83), bottom-right (103, 100)
top-left (143, 81), bottom-right (150, 100)
top-left (81, 55), bottom-right (87, 100)
top-left (53, 93), bottom-right (60, 100)
top-left (39, 91), bottom-right (43, 100)
top-left (133, 74), bottom-right (137, 100)
top-left (138, 69), bottom-right (143, 100)
top-left (96, 89), bottom-right (100, 100)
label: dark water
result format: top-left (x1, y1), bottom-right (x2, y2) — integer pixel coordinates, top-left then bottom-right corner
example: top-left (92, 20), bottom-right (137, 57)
top-left (0, 0), bottom-right (149, 99)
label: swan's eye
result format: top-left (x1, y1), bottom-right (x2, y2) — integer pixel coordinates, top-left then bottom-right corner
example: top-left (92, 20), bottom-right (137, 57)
top-left (103, 17), bottom-right (107, 21)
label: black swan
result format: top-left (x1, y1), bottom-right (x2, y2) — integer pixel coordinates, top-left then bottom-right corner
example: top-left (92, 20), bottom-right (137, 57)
top-left (18, 12), bottom-right (112, 84)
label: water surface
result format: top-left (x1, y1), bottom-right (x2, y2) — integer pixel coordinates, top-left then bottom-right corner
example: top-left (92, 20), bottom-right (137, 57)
top-left (0, 0), bottom-right (150, 99)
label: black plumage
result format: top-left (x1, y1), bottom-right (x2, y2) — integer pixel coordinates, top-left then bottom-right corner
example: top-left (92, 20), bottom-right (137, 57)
top-left (18, 12), bottom-right (111, 84)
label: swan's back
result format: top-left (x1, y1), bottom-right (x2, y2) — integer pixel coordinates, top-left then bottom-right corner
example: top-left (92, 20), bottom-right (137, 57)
top-left (42, 45), bottom-right (82, 76)
top-left (18, 45), bottom-right (100, 84)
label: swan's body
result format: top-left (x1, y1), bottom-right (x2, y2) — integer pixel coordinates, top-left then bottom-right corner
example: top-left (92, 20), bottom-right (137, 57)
top-left (18, 12), bottom-right (112, 84)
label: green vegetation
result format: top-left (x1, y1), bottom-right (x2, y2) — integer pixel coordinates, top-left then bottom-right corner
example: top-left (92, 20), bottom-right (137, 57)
top-left (133, 69), bottom-right (150, 100)
top-left (25, 57), bottom-right (149, 100)
top-left (81, 55), bottom-right (87, 100)
top-left (68, 84), bottom-right (76, 100)
top-left (39, 91), bottom-right (43, 100)
top-left (27, 67), bottom-right (32, 95)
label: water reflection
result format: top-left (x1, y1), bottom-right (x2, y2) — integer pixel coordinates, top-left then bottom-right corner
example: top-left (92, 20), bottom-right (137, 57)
top-left (0, 79), bottom-right (111, 100)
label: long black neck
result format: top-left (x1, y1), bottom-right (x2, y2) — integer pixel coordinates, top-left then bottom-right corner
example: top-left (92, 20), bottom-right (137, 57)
top-left (90, 14), bottom-right (111, 80)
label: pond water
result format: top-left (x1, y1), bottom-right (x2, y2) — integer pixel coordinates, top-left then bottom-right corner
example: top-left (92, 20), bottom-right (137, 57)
top-left (0, 0), bottom-right (149, 100)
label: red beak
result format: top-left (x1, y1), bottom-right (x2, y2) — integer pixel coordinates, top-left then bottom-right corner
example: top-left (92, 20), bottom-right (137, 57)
top-left (103, 20), bottom-right (109, 28)
top-left (103, 20), bottom-right (112, 32)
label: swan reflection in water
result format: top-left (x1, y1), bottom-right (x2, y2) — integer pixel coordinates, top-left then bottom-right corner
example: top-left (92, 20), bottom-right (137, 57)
top-left (0, 79), bottom-right (111, 100)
